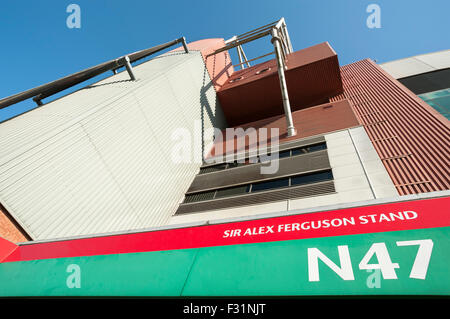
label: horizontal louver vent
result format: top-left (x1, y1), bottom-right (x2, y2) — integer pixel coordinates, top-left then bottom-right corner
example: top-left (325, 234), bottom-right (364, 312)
top-left (176, 181), bottom-right (335, 215)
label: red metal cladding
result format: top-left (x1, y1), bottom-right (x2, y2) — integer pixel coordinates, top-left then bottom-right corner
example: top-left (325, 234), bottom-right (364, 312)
top-left (217, 42), bottom-right (344, 126)
top-left (208, 99), bottom-right (360, 157)
top-left (330, 59), bottom-right (450, 195)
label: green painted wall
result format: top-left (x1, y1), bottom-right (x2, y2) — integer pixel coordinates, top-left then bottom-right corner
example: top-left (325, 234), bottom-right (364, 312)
top-left (0, 227), bottom-right (448, 296)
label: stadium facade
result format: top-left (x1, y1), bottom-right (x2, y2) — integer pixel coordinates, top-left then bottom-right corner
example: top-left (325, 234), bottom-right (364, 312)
top-left (0, 19), bottom-right (448, 296)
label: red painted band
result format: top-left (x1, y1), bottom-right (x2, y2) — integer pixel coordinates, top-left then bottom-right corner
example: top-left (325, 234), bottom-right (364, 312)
top-left (0, 237), bottom-right (17, 263)
top-left (3, 197), bottom-right (449, 263)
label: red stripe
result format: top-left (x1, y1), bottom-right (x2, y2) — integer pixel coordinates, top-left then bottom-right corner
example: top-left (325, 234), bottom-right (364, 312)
top-left (0, 237), bottom-right (17, 263)
top-left (3, 197), bottom-right (449, 263)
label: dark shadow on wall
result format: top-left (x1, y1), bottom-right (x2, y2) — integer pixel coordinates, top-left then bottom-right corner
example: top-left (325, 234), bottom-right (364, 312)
top-left (0, 201), bottom-right (32, 243)
top-left (199, 63), bottom-right (228, 163)
top-left (86, 79), bottom-right (135, 89)
top-left (206, 53), bottom-right (234, 91)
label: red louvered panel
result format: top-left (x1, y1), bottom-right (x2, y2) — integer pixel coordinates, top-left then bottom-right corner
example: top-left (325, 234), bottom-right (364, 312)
top-left (217, 42), bottom-right (343, 126)
top-left (330, 59), bottom-right (450, 195)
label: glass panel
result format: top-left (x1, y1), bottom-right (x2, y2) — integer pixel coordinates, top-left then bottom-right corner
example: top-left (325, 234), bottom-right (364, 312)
top-left (430, 96), bottom-right (450, 120)
top-left (291, 147), bottom-right (308, 156)
top-left (250, 178), bottom-right (290, 193)
top-left (291, 142), bottom-right (327, 156)
top-left (308, 143), bottom-right (327, 152)
top-left (398, 69), bottom-right (450, 95)
top-left (425, 100), bottom-right (450, 120)
top-left (272, 150), bottom-right (290, 159)
top-left (291, 170), bottom-right (333, 186)
top-left (419, 88), bottom-right (450, 100)
top-left (215, 185), bottom-right (250, 198)
top-left (419, 89), bottom-right (450, 120)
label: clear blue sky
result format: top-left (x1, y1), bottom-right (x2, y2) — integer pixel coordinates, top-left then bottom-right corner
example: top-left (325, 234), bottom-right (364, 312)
top-left (0, 0), bottom-right (449, 122)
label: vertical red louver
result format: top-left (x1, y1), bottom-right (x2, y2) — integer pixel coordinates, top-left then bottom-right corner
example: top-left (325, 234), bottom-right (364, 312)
top-left (331, 59), bottom-right (450, 195)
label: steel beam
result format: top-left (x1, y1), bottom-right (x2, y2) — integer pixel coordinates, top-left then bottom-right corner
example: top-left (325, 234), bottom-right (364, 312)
top-left (0, 37), bottom-right (189, 108)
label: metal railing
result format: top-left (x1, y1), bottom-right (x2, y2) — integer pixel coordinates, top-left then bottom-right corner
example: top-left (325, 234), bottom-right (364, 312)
top-left (0, 37), bottom-right (189, 109)
top-left (208, 18), bottom-right (293, 70)
top-left (206, 18), bottom-right (297, 136)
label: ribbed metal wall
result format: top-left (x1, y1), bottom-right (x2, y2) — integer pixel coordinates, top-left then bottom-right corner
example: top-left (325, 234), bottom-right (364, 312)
top-left (0, 51), bottom-right (226, 240)
top-left (330, 59), bottom-right (450, 195)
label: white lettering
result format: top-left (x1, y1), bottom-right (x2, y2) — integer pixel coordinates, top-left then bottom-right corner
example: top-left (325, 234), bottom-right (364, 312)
top-left (359, 243), bottom-right (399, 279)
top-left (396, 239), bottom-right (433, 279)
top-left (308, 246), bottom-right (354, 281)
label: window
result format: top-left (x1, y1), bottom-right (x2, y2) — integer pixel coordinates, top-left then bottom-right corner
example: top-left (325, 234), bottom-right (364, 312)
top-left (183, 169), bottom-right (333, 203)
top-left (199, 142), bottom-right (327, 174)
top-left (418, 88), bottom-right (450, 120)
top-left (291, 148), bottom-right (307, 156)
top-left (215, 185), bottom-right (250, 198)
top-left (278, 150), bottom-right (291, 158)
top-left (291, 143), bottom-right (327, 155)
top-left (307, 143), bottom-right (327, 152)
top-left (398, 69), bottom-right (450, 95)
top-left (291, 170), bottom-right (333, 186)
top-left (251, 178), bottom-right (289, 192)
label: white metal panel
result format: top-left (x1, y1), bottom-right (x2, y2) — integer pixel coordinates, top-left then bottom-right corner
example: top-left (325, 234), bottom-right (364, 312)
top-left (380, 58), bottom-right (435, 79)
top-left (414, 50), bottom-right (450, 70)
top-left (379, 49), bottom-right (450, 79)
top-left (0, 51), bottom-right (226, 240)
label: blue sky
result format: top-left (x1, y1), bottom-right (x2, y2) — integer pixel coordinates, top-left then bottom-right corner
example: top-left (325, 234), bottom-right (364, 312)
top-left (0, 0), bottom-right (449, 122)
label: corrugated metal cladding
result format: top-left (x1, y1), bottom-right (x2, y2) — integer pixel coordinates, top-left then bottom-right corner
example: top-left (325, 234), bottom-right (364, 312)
top-left (330, 59), bottom-right (450, 195)
top-left (0, 51), bottom-right (226, 240)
